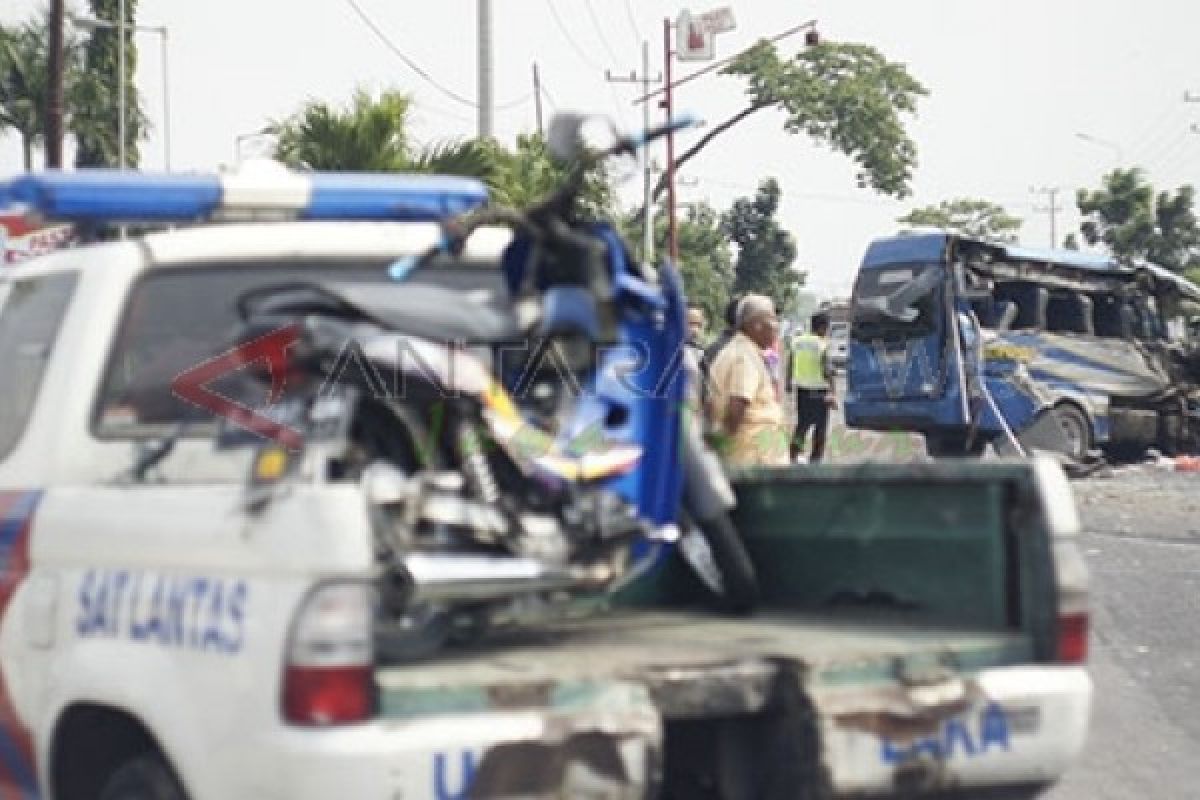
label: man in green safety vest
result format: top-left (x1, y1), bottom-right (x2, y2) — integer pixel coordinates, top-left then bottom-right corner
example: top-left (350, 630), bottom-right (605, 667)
top-left (786, 312), bottom-right (837, 462)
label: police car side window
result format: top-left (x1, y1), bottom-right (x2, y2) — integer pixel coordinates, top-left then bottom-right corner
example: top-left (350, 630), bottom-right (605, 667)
top-left (0, 272), bottom-right (80, 459)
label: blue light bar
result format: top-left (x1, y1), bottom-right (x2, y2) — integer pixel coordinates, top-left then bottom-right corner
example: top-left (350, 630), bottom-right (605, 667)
top-left (301, 172), bottom-right (488, 220)
top-left (0, 167), bottom-right (488, 223)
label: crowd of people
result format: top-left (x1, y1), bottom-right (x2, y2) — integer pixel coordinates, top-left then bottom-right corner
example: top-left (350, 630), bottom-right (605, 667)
top-left (686, 294), bottom-right (837, 468)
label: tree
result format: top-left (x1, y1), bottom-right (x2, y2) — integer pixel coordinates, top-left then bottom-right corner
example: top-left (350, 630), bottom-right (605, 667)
top-left (487, 133), bottom-right (613, 219)
top-left (622, 200), bottom-right (734, 325)
top-left (0, 19), bottom-right (49, 169)
top-left (1075, 168), bottom-right (1200, 273)
top-left (0, 14), bottom-right (111, 170)
top-left (74, 0), bottom-right (148, 167)
top-left (653, 40), bottom-right (927, 202)
top-left (897, 198), bottom-right (1022, 242)
top-left (271, 89), bottom-right (492, 177)
top-left (724, 178), bottom-right (801, 313)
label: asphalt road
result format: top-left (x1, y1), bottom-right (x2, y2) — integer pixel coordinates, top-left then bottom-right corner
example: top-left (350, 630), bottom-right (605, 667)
top-left (806, 379), bottom-right (1200, 799)
top-left (1044, 473), bottom-right (1200, 800)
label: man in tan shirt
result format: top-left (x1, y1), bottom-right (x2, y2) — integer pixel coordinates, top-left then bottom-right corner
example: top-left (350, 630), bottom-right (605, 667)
top-left (707, 294), bottom-right (788, 466)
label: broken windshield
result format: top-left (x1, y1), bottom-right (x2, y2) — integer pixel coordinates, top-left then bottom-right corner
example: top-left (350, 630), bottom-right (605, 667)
top-left (851, 263), bottom-right (943, 339)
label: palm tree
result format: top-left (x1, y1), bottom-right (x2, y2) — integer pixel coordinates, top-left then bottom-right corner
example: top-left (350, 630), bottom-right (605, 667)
top-left (270, 89), bottom-right (493, 178)
top-left (0, 15), bottom-right (120, 170)
top-left (269, 89), bottom-right (617, 220)
top-left (0, 20), bottom-right (50, 169)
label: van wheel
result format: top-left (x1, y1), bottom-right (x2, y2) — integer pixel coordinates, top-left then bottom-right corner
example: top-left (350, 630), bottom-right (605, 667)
top-left (1052, 404), bottom-right (1092, 461)
top-left (99, 754), bottom-right (188, 800)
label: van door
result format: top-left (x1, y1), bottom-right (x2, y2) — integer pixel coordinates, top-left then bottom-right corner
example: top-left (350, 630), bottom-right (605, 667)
top-left (848, 263), bottom-right (949, 401)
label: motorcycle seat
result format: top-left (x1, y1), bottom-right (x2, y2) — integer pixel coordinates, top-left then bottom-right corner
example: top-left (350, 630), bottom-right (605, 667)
top-left (248, 281), bottom-right (524, 345)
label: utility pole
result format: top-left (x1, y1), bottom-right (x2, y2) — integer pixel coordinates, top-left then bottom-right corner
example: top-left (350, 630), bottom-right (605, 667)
top-left (663, 18), bottom-right (679, 263)
top-left (1031, 186), bottom-right (1063, 248)
top-left (606, 42), bottom-right (662, 265)
top-left (47, 0), bottom-right (66, 168)
top-left (532, 63), bottom-right (544, 136)
top-left (477, 0), bottom-right (493, 138)
top-left (634, 18), bottom-right (819, 262)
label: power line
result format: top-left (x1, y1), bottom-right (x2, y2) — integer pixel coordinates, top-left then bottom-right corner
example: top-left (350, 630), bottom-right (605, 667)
top-left (540, 79), bottom-right (559, 113)
top-left (344, 0), bottom-right (476, 106)
top-left (343, 0), bottom-right (527, 112)
top-left (544, 0), bottom-right (603, 70)
top-left (582, 0), bottom-right (621, 64)
top-left (622, 0), bottom-right (641, 42)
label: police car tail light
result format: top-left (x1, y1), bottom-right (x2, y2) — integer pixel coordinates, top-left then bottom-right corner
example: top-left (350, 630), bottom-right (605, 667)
top-left (283, 582), bottom-right (375, 726)
top-left (1033, 456), bottom-right (1089, 665)
top-left (1056, 610), bottom-right (1089, 665)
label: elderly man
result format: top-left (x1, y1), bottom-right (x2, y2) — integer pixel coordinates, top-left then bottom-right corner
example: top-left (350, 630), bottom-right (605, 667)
top-left (707, 294), bottom-right (788, 466)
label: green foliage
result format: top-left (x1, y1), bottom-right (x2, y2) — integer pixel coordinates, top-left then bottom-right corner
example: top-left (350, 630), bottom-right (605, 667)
top-left (271, 93), bottom-right (615, 219)
top-left (0, 13), bottom-right (119, 170)
top-left (74, 0), bottom-right (148, 167)
top-left (1076, 168), bottom-right (1200, 273)
top-left (724, 178), bottom-right (801, 312)
top-left (0, 19), bottom-right (50, 169)
top-left (721, 40), bottom-right (928, 198)
top-left (622, 200), bottom-right (734, 325)
top-left (1063, 233), bottom-right (1080, 250)
top-left (272, 89), bottom-right (490, 175)
top-left (897, 198), bottom-right (1022, 242)
top-left (487, 133), bottom-right (614, 220)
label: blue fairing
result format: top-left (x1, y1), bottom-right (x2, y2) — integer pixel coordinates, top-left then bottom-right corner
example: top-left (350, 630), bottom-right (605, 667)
top-left (591, 225), bottom-right (686, 525)
top-left (504, 224), bottom-right (686, 527)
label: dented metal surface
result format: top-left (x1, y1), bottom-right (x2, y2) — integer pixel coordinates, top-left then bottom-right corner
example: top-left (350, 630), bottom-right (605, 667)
top-left (635, 658), bottom-right (780, 719)
top-left (466, 705), bottom-right (661, 798)
top-left (820, 674), bottom-right (981, 741)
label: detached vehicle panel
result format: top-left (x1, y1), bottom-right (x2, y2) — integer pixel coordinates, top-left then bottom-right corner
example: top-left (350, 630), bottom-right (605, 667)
top-left (0, 171), bottom-right (1090, 798)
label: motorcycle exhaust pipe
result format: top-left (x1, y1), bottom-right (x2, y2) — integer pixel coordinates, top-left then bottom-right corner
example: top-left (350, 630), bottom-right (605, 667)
top-left (392, 553), bottom-right (582, 605)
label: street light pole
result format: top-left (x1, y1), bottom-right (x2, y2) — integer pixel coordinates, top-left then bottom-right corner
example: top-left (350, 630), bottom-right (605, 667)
top-left (663, 17), bottom-right (678, 263)
top-left (70, 13), bottom-right (171, 170)
top-left (159, 27), bottom-right (170, 170)
top-left (477, 0), bottom-right (493, 138)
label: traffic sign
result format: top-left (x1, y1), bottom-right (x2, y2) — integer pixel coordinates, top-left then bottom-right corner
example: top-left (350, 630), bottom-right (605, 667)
top-left (675, 7), bottom-right (736, 62)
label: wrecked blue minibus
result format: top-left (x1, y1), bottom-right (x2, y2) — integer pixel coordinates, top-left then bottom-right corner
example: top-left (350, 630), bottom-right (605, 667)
top-left (844, 232), bottom-right (1200, 459)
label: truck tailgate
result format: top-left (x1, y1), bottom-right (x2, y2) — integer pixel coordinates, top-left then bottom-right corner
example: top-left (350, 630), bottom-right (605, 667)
top-left (371, 459), bottom-right (1089, 797)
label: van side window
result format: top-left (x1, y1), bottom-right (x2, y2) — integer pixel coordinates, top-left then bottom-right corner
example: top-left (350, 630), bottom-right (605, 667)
top-left (1045, 291), bottom-right (1094, 335)
top-left (994, 283), bottom-right (1047, 330)
top-left (0, 272), bottom-right (80, 459)
top-left (1092, 295), bottom-right (1130, 338)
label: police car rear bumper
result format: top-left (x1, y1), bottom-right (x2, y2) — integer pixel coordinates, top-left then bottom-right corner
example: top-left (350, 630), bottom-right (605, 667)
top-left (815, 665), bottom-right (1092, 797)
top-left (251, 702), bottom-right (660, 799)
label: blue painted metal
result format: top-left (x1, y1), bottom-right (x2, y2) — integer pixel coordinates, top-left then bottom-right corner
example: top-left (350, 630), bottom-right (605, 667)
top-left (846, 231), bottom-right (1178, 444)
top-left (860, 233), bottom-right (949, 269)
top-left (0, 169), bottom-right (487, 223)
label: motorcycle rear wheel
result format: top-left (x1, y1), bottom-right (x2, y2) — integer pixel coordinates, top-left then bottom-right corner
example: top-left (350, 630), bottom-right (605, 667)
top-left (680, 512), bottom-right (760, 614)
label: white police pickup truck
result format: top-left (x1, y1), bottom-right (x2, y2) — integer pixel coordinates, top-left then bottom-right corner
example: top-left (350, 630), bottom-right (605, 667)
top-left (0, 166), bottom-right (1091, 799)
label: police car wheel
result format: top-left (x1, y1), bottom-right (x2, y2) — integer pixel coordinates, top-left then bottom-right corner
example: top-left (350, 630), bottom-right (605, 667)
top-left (99, 754), bottom-right (187, 800)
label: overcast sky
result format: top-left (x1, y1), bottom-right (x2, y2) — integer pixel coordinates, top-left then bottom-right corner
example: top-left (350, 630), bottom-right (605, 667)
top-left (4, 0), bottom-right (1200, 296)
